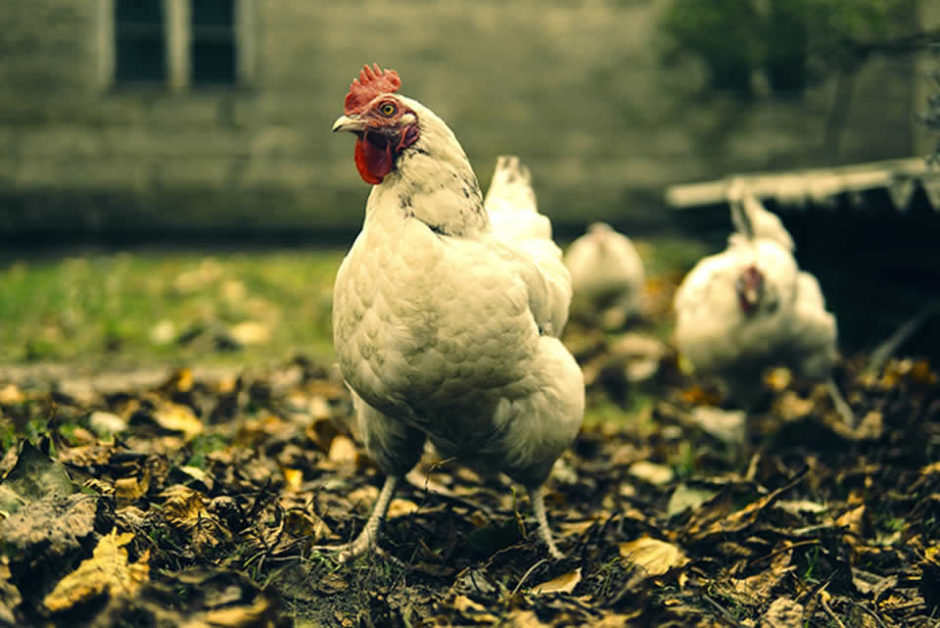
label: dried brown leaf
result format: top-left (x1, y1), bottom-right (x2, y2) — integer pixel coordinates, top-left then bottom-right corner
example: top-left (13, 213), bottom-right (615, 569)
top-left (760, 596), bottom-right (803, 628)
top-left (43, 531), bottom-right (149, 612)
top-left (619, 537), bottom-right (688, 576)
top-left (628, 461), bottom-right (674, 485)
top-left (152, 402), bottom-right (203, 440)
top-left (328, 435), bottom-right (360, 466)
top-left (531, 567), bottom-right (582, 595)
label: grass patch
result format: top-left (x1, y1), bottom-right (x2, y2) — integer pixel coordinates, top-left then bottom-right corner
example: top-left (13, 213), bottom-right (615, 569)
top-left (0, 235), bottom-right (705, 370)
top-left (0, 248), bottom-right (344, 368)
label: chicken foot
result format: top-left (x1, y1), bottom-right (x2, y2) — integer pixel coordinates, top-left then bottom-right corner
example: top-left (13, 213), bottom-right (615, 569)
top-left (529, 485), bottom-right (564, 560)
top-left (314, 474), bottom-right (565, 561)
top-left (826, 377), bottom-right (854, 428)
top-left (313, 474), bottom-right (400, 563)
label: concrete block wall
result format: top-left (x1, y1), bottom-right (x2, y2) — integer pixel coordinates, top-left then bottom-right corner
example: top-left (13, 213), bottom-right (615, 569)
top-left (0, 0), bottom-right (925, 243)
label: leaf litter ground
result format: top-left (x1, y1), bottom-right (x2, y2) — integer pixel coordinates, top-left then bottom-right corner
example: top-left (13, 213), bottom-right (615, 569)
top-left (0, 341), bottom-right (938, 626)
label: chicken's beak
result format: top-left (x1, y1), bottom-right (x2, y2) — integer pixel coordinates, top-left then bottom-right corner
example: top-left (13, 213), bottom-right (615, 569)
top-left (332, 114), bottom-right (366, 134)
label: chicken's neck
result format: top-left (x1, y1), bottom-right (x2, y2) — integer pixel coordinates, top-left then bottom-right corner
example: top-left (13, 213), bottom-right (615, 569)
top-left (365, 98), bottom-right (489, 238)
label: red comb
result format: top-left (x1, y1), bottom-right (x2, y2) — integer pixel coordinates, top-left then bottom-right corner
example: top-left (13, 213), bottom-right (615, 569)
top-left (344, 64), bottom-right (402, 115)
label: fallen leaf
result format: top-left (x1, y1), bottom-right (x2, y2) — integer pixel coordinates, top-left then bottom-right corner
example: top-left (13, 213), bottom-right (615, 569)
top-left (619, 537), bottom-right (688, 576)
top-left (149, 320), bottom-right (177, 345)
top-left (152, 402), bottom-right (203, 440)
top-left (667, 484), bottom-right (718, 518)
top-left (0, 494), bottom-right (97, 558)
top-left (161, 485), bottom-right (230, 551)
top-left (114, 475), bottom-right (149, 504)
top-left (760, 596), bottom-right (803, 628)
top-left (531, 567), bottom-right (581, 595)
top-left (690, 406), bottom-right (747, 445)
top-left (284, 509), bottom-right (333, 542)
top-left (387, 498), bottom-right (420, 519)
top-left (281, 467), bottom-right (303, 492)
top-left (628, 461), bottom-right (674, 485)
top-left (229, 321), bottom-right (271, 346)
top-left (43, 530), bottom-right (149, 612)
top-left (764, 367), bottom-right (793, 391)
top-left (774, 392), bottom-right (814, 421)
top-left (328, 435), bottom-right (359, 466)
top-left (0, 384), bottom-right (24, 405)
top-left (88, 410), bottom-right (128, 436)
top-left (509, 610), bottom-right (549, 627)
top-left (775, 500), bottom-right (828, 516)
top-left (837, 504), bottom-right (867, 540)
top-left (0, 441), bottom-right (76, 513)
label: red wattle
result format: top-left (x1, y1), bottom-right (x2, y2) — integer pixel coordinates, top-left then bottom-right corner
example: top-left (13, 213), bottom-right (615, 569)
top-left (354, 138), bottom-right (393, 185)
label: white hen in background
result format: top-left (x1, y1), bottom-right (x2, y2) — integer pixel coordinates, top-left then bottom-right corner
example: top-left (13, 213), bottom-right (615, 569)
top-left (329, 65), bottom-right (584, 560)
top-left (484, 155), bottom-right (573, 336)
top-left (673, 182), bottom-right (851, 421)
top-left (565, 222), bottom-right (646, 322)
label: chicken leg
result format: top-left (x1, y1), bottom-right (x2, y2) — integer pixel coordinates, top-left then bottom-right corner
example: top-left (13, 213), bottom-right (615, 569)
top-left (313, 474), bottom-right (400, 563)
top-left (826, 377), bottom-right (854, 428)
top-left (530, 485), bottom-right (564, 560)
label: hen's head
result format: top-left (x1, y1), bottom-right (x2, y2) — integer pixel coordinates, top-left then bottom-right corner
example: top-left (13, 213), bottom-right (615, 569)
top-left (735, 265), bottom-right (764, 315)
top-left (332, 64), bottom-right (421, 185)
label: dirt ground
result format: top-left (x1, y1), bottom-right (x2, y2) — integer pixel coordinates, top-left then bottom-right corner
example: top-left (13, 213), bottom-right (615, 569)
top-left (0, 340), bottom-right (937, 627)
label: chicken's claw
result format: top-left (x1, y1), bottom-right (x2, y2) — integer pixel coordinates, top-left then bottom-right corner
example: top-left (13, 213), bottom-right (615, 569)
top-left (310, 474), bottom-right (401, 564)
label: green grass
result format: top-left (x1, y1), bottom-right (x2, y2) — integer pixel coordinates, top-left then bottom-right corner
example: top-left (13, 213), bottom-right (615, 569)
top-left (0, 248), bottom-right (344, 368)
top-left (0, 235), bottom-right (706, 370)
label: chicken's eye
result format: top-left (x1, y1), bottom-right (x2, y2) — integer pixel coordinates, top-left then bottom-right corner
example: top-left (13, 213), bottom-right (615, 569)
top-left (379, 103), bottom-right (397, 117)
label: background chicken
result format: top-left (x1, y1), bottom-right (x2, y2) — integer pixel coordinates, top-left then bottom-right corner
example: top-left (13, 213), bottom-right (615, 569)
top-left (673, 182), bottom-right (851, 422)
top-left (565, 222), bottom-right (646, 327)
top-left (329, 65), bottom-right (584, 560)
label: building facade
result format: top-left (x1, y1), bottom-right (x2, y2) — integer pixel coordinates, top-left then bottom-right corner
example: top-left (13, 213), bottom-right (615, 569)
top-left (0, 0), bottom-right (934, 243)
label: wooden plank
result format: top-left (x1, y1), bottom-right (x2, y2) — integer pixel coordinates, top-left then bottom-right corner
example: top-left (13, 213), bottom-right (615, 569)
top-left (665, 157), bottom-right (935, 209)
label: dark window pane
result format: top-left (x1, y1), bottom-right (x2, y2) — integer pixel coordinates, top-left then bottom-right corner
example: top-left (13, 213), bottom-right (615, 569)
top-left (191, 0), bottom-right (236, 85)
top-left (115, 0), bottom-right (163, 27)
top-left (191, 40), bottom-right (235, 84)
top-left (192, 0), bottom-right (234, 27)
top-left (114, 0), bottom-right (166, 83)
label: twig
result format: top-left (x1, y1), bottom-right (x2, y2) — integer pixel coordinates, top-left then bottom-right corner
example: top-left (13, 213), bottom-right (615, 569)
top-left (511, 558), bottom-right (548, 597)
top-left (853, 601), bottom-right (890, 628)
top-left (745, 539), bottom-right (820, 569)
top-left (700, 593), bottom-right (745, 628)
top-left (820, 594), bottom-right (847, 628)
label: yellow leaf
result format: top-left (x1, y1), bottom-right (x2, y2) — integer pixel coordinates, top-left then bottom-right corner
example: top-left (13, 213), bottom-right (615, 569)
top-left (282, 467), bottom-right (303, 492)
top-left (619, 537), bottom-right (688, 576)
top-left (531, 568), bottom-right (582, 595)
top-left (43, 531), bottom-right (149, 612)
top-left (628, 461), bottom-right (674, 486)
top-left (229, 321), bottom-right (271, 346)
top-left (328, 435), bottom-right (359, 466)
top-left (153, 402), bottom-right (203, 440)
top-left (114, 471), bottom-right (150, 504)
top-left (387, 498), bottom-right (420, 519)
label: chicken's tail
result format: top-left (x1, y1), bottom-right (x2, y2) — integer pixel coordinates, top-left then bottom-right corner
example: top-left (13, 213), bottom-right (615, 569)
top-left (485, 155), bottom-right (573, 334)
top-left (484, 155), bottom-right (553, 242)
top-left (726, 179), bottom-right (795, 253)
top-left (485, 155), bottom-right (536, 213)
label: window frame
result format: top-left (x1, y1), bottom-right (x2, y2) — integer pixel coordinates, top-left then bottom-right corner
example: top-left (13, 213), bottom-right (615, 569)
top-left (97, 0), bottom-right (257, 92)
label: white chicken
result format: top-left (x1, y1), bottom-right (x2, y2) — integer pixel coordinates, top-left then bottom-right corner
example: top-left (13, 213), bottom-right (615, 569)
top-left (673, 181), bottom-right (851, 421)
top-left (565, 222), bottom-right (646, 321)
top-left (328, 65), bottom-right (584, 560)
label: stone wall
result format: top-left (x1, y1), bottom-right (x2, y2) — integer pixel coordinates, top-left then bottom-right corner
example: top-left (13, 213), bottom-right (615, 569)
top-left (0, 0), bottom-right (928, 243)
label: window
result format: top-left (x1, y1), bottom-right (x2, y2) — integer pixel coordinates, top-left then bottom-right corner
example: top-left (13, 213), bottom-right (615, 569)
top-left (102, 0), bottom-right (254, 91)
top-left (114, 0), bottom-right (166, 83)
top-left (191, 0), bottom-right (236, 86)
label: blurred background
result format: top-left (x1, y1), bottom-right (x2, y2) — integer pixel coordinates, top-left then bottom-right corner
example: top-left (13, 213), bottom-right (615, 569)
top-left (0, 0), bottom-right (937, 370)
